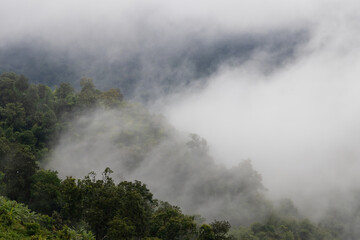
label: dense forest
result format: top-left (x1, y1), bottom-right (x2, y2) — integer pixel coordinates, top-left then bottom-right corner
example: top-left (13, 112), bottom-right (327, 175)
top-left (0, 72), bottom-right (349, 239)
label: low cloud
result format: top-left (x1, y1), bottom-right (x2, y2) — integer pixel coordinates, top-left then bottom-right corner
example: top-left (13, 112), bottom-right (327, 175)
top-left (164, 6), bottom-right (360, 218)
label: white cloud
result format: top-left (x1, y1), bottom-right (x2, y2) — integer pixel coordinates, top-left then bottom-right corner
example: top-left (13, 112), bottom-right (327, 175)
top-left (164, 7), bottom-right (360, 216)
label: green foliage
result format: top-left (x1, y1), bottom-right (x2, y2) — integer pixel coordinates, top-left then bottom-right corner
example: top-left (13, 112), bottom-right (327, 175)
top-left (198, 221), bottom-right (235, 240)
top-left (0, 72), bottom-right (126, 209)
top-left (0, 103), bottom-right (26, 131)
top-left (29, 169), bottom-right (61, 215)
top-left (55, 82), bottom-right (74, 99)
top-left (199, 224), bottom-right (216, 240)
top-left (230, 216), bottom-right (338, 240)
top-left (54, 82), bottom-right (76, 118)
top-left (78, 169), bottom-right (118, 238)
top-left (0, 73), bottom-right (19, 105)
top-left (0, 137), bottom-right (10, 170)
top-left (99, 88), bottom-right (123, 108)
top-left (15, 74), bottom-right (29, 92)
top-left (0, 196), bottom-right (94, 239)
top-left (77, 77), bottom-right (99, 109)
top-left (0, 72), bottom-right (126, 166)
top-left (210, 220), bottom-right (234, 240)
top-left (3, 145), bottom-right (38, 203)
top-left (59, 177), bottom-right (83, 223)
top-left (55, 168), bottom-right (199, 240)
top-left (107, 217), bottom-right (135, 240)
top-left (116, 180), bottom-right (156, 238)
top-left (150, 201), bottom-right (197, 240)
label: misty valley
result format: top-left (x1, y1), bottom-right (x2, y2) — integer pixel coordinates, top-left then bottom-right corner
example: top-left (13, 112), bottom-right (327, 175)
top-left (0, 72), bottom-right (356, 239)
top-left (3, 0), bottom-right (360, 239)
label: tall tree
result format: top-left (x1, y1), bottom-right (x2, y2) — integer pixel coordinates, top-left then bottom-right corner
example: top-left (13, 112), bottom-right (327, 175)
top-left (4, 145), bottom-right (38, 203)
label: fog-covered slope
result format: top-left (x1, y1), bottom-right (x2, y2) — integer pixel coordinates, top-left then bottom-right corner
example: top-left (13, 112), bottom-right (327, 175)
top-left (0, 30), bottom-right (306, 102)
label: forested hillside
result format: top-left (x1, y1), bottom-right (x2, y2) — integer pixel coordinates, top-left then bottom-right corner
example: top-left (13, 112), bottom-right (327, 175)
top-left (0, 30), bottom-right (304, 102)
top-left (0, 72), bottom-right (344, 239)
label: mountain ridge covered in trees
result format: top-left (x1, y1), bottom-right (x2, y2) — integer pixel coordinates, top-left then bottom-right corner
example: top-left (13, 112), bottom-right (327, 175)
top-left (0, 72), bottom-right (346, 239)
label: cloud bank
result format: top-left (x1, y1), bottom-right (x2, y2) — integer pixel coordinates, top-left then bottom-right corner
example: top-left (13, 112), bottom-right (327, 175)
top-left (163, 0), bottom-right (360, 218)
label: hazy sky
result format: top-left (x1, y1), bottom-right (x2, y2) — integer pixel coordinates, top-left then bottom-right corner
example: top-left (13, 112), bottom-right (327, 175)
top-left (3, 0), bottom-right (360, 219)
top-left (0, 0), bottom-right (334, 47)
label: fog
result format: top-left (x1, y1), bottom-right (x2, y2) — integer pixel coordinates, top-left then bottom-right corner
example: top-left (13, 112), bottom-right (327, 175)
top-left (2, 0), bottom-right (360, 226)
top-left (165, 46), bottom-right (360, 217)
top-left (162, 2), bottom-right (360, 217)
top-left (0, 2), bottom-right (306, 100)
top-left (47, 107), bottom-right (269, 224)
